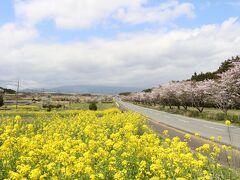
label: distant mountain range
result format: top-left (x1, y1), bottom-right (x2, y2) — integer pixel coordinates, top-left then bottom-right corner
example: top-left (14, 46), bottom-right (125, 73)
top-left (23, 85), bottom-right (141, 94)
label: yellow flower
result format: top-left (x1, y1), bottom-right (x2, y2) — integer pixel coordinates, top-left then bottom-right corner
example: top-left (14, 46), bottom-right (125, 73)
top-left (150, 177), bottom-right (160, 180)
top-left (97, 173), bottom-right (105, 179)
top-left (217, 136), bottom-right (222, 141)
top-left (114, 172), bottom-right (124, 180)
top-left (194, 132), bottom-right (200, 137)
top-left (122, 160), bottom-right (128, 166)
top-left (27, 124), bottom-right (34, 131)
top-left (210, 136), bottom-right (215, 141)
top-left (184, 134), bottom-right (191, 141)
top-left (9, 171), bottom-right (21, 179)
top-left (225, 120), bottom-right (231, 126)
top-left (165, 138), bottom-right (171, 143)
top-left (46, 162), bottom-right (56, 171)
top-left (0, 108), bottom-right (233, 179)
top-left (29, 168), bottom-right (41, 180)
top-left (17, 164), bottom-right (31, 176)
top-left (15, 115), bottom-right (22, 122)
top-left (196, 144), bottom-right (210, 153)
top-left (162, 130), bottom-right (169, 136)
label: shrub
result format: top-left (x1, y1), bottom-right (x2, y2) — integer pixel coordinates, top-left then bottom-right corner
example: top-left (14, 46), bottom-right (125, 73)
top-left (228, 114), bottom-right (240, 124)
top-left (186, 110), bottom-right (200, 117)
top-left (42, 104), bottom-right (62, 109)
top-left (89, 102), bottom-right (97, 111)
top-left (214, 113), bottom-right (226, 121)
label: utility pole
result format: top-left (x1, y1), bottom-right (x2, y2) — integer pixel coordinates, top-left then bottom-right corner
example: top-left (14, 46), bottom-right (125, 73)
top-left (16, 80), bottom-right (19, 109)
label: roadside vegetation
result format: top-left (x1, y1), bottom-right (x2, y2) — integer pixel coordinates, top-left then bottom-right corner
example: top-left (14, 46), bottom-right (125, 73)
top-left (134, 104), bottom-right (240, 126)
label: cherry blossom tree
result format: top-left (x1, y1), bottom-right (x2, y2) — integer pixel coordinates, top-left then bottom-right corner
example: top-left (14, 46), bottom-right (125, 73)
top-left (189, 80), bottom-right (214, 113)
top-left (160, 82), bottom-right (181, 109)
top-left (123, 61), bottom-right (239, 115)
top-left (212, 62), bottom-right (240, 114)
top-left (151, 86), bottom-right (162, 106)
top-left (175, 81), bottom-right (192, 110)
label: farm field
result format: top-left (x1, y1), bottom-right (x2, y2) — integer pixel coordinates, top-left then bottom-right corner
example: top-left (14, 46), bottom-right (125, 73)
top-left (68, 102), bottom-right (115, 110)
top-left (0, 104), bottom-right (112, 115)
top-left (0, 106), bottom-right (239, 179)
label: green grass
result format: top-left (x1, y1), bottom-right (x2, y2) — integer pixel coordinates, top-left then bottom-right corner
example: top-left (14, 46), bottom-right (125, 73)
top-left (68, 102), bottom-right (115, 110)
top-left (0, 102), bottom-right (116, 119)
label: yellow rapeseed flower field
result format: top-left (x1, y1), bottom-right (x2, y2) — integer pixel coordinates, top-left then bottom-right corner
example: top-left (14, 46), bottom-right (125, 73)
top-left (0, 108), bottom-right (237, 179)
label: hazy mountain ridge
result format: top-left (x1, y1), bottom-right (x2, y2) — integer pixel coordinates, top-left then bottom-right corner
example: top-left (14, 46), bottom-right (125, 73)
top-left (23, 85), bottom-right (141, 94)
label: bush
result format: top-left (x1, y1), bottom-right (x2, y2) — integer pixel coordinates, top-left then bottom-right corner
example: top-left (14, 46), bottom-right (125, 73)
top-left (214, 113), bottom-right (226, 121)
top-left (42, 104), bottom-right (63, 109)
top-left (0, 94), bottom-right (4, 107)
top-left (89, 102), bottom-right (97, 111)
top-left (227, 114), bottom-right (240, 124)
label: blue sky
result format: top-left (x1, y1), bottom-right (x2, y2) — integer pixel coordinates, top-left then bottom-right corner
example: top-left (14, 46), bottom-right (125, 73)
top-left (0, 1), bottom-right (15, 24)
top-left (0, 0), bottom-right (239, 88)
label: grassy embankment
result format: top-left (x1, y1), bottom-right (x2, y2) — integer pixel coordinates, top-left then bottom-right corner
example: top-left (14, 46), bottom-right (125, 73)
top-left (133, 103), bottom-right (240, 126)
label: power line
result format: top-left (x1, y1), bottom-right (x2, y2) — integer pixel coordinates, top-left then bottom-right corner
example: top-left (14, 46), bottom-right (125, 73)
top-left (16, 80), bottom-right (20, 109)
top-left (0, 80), bottom-right (18, 87)
top-left (0, 80), bottom-right (17, 83)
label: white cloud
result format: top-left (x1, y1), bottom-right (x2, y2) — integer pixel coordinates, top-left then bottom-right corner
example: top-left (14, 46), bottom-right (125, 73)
top-left (15, 0), bottom-right (194, 29)
top-left (115, 1), bottom-right (195, 25)
top-left (0, 23), bottom-right (37, 48)
top-left (0, 18), bottom-right (239, 89)
top-left (225, 1), bottom-right (240, 6)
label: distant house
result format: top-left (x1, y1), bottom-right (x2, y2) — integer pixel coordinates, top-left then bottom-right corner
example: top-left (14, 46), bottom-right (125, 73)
top-left (0, 89), bottom-right (4, 94)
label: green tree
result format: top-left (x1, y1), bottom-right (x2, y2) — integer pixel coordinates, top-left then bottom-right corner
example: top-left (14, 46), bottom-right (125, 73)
top-left (0, 94), bottom-right (4, 107)
top-left (89, 102), bottom-right (97, 111)
top-left (191, 56), bottom-right (240, 82)
top-left (142, 88), bottom-right (152, 93)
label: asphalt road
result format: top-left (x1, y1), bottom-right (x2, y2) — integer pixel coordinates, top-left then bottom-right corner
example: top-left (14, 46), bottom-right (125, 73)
top-left (116, 100), bottom-right (240, 149)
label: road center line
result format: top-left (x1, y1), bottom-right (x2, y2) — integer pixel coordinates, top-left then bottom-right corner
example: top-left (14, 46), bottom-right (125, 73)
top-left (177, 119), bottom-right (189, 123)
top-left (203, 125), bottom-right (223, 131)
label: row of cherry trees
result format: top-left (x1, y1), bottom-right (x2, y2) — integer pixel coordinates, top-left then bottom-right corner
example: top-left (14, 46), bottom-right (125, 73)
top-left (123, 62), bottom-right (240, 114)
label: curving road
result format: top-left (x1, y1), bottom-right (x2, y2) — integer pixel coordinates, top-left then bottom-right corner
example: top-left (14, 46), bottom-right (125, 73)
top-left (116, 99), bottom-right (240, 149)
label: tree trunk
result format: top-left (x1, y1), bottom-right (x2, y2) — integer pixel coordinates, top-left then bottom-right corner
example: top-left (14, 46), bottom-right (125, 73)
top-left (223, 108), bottom-right (228, 115)
top-left (196, 106), bottom-right (204, 113)
top-left (183, 105), bottom-right (188, 110)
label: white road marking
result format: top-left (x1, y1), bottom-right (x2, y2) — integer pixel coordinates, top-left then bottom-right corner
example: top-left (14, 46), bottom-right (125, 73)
top-left (177, 119), bottom-right (189, 123)
top-left (203, 125), bottom-right (223, 131)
